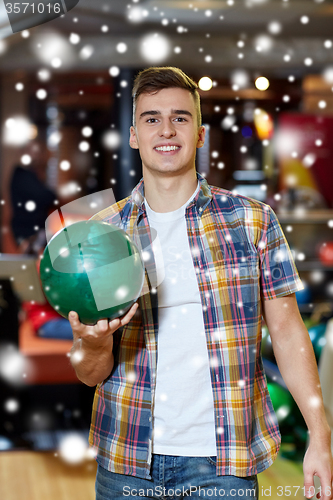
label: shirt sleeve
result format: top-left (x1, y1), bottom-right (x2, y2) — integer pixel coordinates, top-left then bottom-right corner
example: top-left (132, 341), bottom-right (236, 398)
top-left (259, 205), bottom-right (304, 300)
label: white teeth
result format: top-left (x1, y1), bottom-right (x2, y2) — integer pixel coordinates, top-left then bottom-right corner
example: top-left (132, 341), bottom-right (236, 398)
top-left (155, 145), bottom-right (180, 151)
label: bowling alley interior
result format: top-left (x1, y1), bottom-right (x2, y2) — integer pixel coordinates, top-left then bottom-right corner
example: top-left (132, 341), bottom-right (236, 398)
top-left (1, 1), bottom-right (333, 499)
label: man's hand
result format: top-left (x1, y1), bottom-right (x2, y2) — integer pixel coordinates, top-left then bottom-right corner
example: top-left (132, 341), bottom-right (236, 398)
top-left (68, 302), bottom-right (139, 386)
top-left (303, 439), bottom-right (333, 499)
top-left (68, 302), bottom-right (139, 348)
top-left (262, 294), bottom-right (333, 499)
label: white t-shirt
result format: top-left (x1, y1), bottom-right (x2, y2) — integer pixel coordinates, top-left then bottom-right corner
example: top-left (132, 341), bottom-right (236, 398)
top-left (144, 182), bottom-right (217, 456)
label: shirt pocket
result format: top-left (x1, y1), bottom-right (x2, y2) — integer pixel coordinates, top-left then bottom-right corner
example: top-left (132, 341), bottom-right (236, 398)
top-left (212, 243), bottom-right (260, 309)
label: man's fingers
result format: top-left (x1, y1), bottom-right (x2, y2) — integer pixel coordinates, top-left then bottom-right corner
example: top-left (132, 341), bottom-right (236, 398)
top-left (108, 317), bottom-right (121, 331)
top-left (68, 303), bottom-right (138, 336)
top-left (107, 303), bottom-right (138, 330)
top-left (317, 476), bottom-right (333, 500)
top-left (304, 475), bottom-right (333, 500)
top-left (119, 302), bottom-right (139, 326)
top-left (304, 473), bottom-right (315, 498)
top-left (96, 319), bottom-right (109, 332)
top-left (68, 311), bottom-right (80, 328)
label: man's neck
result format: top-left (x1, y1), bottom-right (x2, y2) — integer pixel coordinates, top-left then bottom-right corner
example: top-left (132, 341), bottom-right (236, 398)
top-left (143, 169), bottom-right (198, 213)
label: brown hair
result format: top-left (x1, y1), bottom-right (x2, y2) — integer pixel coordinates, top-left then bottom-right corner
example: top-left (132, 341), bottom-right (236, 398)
top-left (132, 66), bottom-right (202, 127)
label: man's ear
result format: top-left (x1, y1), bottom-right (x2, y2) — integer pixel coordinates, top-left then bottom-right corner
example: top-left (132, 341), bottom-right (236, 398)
top-left (129, 126), bottom-right (139, 149)
top-left (196, 126), bottom-right (206, 149)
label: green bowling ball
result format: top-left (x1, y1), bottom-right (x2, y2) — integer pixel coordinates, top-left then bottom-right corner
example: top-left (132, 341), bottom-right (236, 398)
top-left (40, 220), bottom-right (145, 325)
top-left (303, 320), bottom-right (327, 361)
top-left (308, 322), bottom-right (326, 344)
top-left (267, 382), bottom-right (295, 427)
top-left (267, 381), bottom-right (307, 449)
top-left (261, 325), bottom-right (275, 363)
top-left (311, 323), bottom-right (327, 360)
top-left (268, 382), bottom-right (293, 408)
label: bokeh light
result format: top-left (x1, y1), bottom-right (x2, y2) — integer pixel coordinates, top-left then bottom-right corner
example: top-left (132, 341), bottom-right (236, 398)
top-left (51, 57), bottom-right (62, 68)
top-left (102, 130), bottom-right (121, 150)
top-left (37, 69), bottom-right (51, 82)
top-left (109, 66), bottom-right (120, 77)
top-left (82, 126), bottom-right (93, 137)
top-left (69, 33), bottom-right (80, 45)
top-left (32, 32), bottom-right (75, 68)
top-left (80, 45), bottom-right (94, 60)
top-left (198, 77), bottom-right (213, 91)
top-left (21, 154), bottom-right (32, 165)
top-left (267, 21), bottom-right (282, 34)
top-left (36, 89), bottom-right (47, 100)
top-left (0, 344), bottom-right (33, 386)
top-left (25, 201), bottom-right (36, 211)
top-left (58, 181), bottom-right (81, 197)
top-left (140, 33), bottom-right (171, 63)
top-left (127, 6), bottom-right (149, 23)
top-left (302, 153), bottom-right (316, 168)
top-left (3, 117), bottom-right (37, 146)
top-left (47, 130), bottom-right (62, 148)
top-left (116, 42), bottom-right (127, 54)
top-left (221, 115), bottom-right (236, 130)
top-left (59, 433), bottom-right (88, 465)
top-left (323, 66), bottom-right (333, 84)
top-left (255, 76), bottom-right (270, 91)
top-left (79, 141), bottom-right (90, 152)
top-left (60, 160), bottom-right (71, 171)
top-left (231, 69), bottom-right (250, 89)
top-left (4, 399), bottom-right (20, 413)
top-left (254, 34), bottom-right (273, 52)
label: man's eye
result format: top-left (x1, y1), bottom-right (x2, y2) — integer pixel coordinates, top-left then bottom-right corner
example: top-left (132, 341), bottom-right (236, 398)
top-left (147, 118), bottom-right (157, 123)
top-left (174, 117), bottom-right (186, 122)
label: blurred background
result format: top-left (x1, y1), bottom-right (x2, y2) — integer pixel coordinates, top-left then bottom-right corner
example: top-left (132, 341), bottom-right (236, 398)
top-left (0, 0), bottom-right (333, 499)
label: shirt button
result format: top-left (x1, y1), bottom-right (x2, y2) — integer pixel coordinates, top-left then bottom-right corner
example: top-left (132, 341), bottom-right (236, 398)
top-left (149, 417), bottom-right (152, 422)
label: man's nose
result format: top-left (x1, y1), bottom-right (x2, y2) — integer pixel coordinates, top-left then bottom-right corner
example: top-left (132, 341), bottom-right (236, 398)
top-left (158, 120), bottom-right (176, 138)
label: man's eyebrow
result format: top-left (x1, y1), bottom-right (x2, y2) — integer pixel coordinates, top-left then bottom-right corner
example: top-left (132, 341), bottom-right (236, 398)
top-left (171, 109), bottom-right (193, 117)
top-left (139, 110), bottom-right (160, 119)
top-left (139, 109), bottom-right (193, 120)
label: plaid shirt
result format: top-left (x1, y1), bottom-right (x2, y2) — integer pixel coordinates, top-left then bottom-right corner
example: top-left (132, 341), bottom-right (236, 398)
top-left (89, 172), bottom-right (304, 478)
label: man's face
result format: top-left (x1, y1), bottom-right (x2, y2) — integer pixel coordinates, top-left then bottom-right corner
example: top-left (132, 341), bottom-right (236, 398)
top-left (129, 87), bottom-right (205, 178)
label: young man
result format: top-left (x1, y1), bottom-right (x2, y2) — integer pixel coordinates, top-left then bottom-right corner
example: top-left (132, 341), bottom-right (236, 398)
top-left (69, 67), bottom-right (333, 499)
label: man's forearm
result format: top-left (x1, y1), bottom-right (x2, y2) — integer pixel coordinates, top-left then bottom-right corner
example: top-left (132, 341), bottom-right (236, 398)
top-left (271, 323), bottom-right (331, 442)
top-left (70, 337), bottom-right (114, 387)
top-left (67, 307), bottom-right (138, 388)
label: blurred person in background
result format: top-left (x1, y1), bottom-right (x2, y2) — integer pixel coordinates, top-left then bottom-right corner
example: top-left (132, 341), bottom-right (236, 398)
top-left (10, 138), bottom-right (72, 340)
top-left (21, 299), bottom-right (73, 340)
top-left (10, 138), bottom-right (56, 254)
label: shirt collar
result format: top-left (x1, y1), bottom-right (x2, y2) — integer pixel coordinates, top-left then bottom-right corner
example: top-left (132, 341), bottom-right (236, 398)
top-left (131, 171), bottom-right (213, 217)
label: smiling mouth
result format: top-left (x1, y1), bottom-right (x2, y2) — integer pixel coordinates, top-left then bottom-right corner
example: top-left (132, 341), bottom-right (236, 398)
top-left (154, 145), bottom-right (181, 152)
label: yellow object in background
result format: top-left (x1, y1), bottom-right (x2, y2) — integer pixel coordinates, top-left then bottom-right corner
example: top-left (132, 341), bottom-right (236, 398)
top-left (254, 108), bottom-right (274, 140)
top-left (279, 158), bottom-right (320, 191)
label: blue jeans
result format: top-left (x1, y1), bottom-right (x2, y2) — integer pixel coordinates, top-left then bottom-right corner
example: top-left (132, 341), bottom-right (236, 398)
top-left (38, 318), bottom-right (73, 340)
top-left (95, 454), bottom-right (259, 499)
